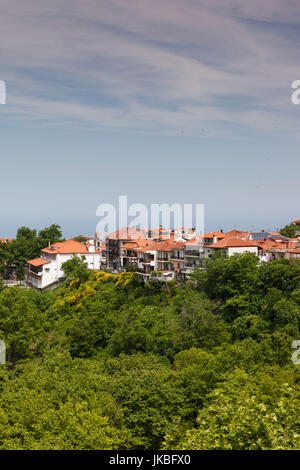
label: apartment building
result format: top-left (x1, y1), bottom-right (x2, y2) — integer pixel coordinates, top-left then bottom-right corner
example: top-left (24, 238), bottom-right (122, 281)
top-left (106, 227), bottom-right (145, 269)
top-left (206, 237), bottom-right (260, 257)
top-left (27, 238), bottom-right (102, 289)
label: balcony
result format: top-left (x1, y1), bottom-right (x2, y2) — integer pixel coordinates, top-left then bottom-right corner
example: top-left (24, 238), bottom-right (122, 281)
top-left (121, 252), bottom-right (137, 257)
top-left (185, 250), bottom-right (200, 257)
top-left (137, 268), bottom-right (151, 275)
top-left (184, 262), bottom-right (200, 268)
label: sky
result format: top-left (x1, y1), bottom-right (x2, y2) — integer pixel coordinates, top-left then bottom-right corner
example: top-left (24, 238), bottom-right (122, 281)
top-left (0, 0), bottom-right (300, 238)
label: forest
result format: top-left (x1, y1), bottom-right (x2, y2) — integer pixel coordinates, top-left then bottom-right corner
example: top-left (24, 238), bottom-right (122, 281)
top-left (0, 251), bottom-right (299, 450)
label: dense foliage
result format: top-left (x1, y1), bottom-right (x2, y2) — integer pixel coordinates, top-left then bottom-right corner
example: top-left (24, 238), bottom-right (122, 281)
top-left (280, 223), bottom-right (297, 239)
top-left (0, 253), bottom-right (299, 450)
top-left (0, 224), bottom-right (63, 279)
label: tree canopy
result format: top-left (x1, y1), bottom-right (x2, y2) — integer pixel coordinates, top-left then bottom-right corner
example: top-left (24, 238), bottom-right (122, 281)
top-left (0, 252), bottom-right (299, 449)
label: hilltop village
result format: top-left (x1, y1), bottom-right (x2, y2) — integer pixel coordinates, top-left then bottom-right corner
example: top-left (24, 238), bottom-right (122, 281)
top-left (24, 220), bottom-right (300, 289)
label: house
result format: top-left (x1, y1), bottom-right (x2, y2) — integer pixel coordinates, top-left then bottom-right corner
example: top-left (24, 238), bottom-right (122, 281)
top-left (257, 239), bottom-right (289, 262)
top-left (288, 247), bottom-right (300, 261)
top-left (106, 224), bottom-right (300, 281)
top-left (27, 239), bottom-right (102, 289)
top-left (101, 242), bottom-right (106, 265)
top-left (135, 240), bottom-right (157, 280)
top-left (135, 239), bottom-right (174, 280)
top-left (203, 231), bottom-right (225, 245)
top-left (183, 236), bottom-right (204, 274)
top-left (120, 239), bottom-right (144, 269)
top-left (119, 236), bottom-right (185, 281)
top-left (224, 229), bottom-right (251, 240)
top-left (106, 227), bottom-right (145, 270)
top-left (207, 237), bottom-right (260, 257)
top-left (170, 241), bottom-right (185, 279)
top-left (294, 219), bottom-right (300, 237)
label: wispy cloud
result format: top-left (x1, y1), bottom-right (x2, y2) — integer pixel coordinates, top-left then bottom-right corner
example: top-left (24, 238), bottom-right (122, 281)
top-left (1, 0), bottom-right (300, 135)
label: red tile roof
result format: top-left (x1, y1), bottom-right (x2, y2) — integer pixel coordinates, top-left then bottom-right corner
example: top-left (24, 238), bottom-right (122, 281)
top-left (224, 230), bottom-right (251, 240)
top-left (41, 239), bottom-right (92, 255)
top-left (204, 232), bottom-right (225, 239)
top-left (185, 236), bottom-right (204, 246)
top-left (106, 227), bottom-right (146, 240)
top-left (27, 258), bottom-right (50, 267)
top-left (209, 237), bottom-right (259, 249)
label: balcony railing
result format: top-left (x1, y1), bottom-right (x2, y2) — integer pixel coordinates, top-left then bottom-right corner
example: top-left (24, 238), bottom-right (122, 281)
top-left (185, 250), bottom-right (200, 257)
top-left (121, 252), bottom-right (138, 257)
top-left (137, 268), bottom-right (151, 275)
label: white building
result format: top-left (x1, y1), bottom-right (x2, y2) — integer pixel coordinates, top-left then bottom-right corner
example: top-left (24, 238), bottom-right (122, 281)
top-left (27, 239), bottom-right (102, 289)
top-left (207, 237), bottom-right (259, 257)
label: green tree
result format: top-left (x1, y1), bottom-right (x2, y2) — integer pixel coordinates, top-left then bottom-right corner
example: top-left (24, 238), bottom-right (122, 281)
top-left (16, 227), bottom-right (37, 241)
top-left (164, 368), bottom-right (300, 450)
top-left (37, 224), bottom-right (63, 249)
top-left (280, 223), bottom-right (297, 238)
top-left (62, 256), bottom-right (90, 284)
top-left (0, 288), bottom-right (45, 364)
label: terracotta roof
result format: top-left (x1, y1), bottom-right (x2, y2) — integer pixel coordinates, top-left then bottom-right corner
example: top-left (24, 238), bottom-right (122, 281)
top-left (121, 240), bottom-right (141, 250)
top-left (173, 241), bottom-right (186, 249)
top-left (289, 248), bottom-right (300, 254)
top-left (106, 227), bottom-right (146, 240)
top-left (41, 239), bottom-right (92, 255)
top-left (137, 241), bottom-right (161, 253)
top-left (120, 239), bottom-right (157, 253)
top-left (209, 237), bottom-right (259, 249)
top-left (185, 236), bottom-right (204, 247)
top-left (203, 232), bottom-right (225, 239)
top-left (127, 238), bottom-right (186, 253)
top-left (294, 220), bottom-right (300, 225)
top-left (154, 240), bottom-right (179, 252)
top-left (27, 258), bottom-right (50, 267)
top-left (257, 239), bottom-right (278, 250)
top-left (224, 230), bottom-right (251, 240)
top-left (0, 238), bottom-right (14, 243)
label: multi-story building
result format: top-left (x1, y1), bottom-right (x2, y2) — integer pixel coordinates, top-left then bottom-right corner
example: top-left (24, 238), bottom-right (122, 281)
top-left (183, 236), bottom-right (204, 275)
top-left (104, 223), bottom-right (300, 280)
top-left (106, 227), bottom-right (145, 270)
top-left (27, 239), bottom-right (102, 289)
top-left (207, 237), bottom-right (260, 257)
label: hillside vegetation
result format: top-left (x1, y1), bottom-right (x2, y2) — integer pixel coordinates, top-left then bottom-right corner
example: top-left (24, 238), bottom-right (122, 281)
top-left (0, 253), bottom-right (299, 450)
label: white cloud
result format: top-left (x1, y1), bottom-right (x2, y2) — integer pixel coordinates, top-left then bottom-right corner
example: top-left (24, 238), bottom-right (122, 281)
top-left (1, 0), bottom-right (300, 135)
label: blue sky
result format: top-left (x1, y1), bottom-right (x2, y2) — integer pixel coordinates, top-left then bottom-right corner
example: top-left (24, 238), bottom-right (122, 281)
top-left (0, 0), bottom-right (300, 238)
